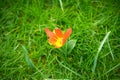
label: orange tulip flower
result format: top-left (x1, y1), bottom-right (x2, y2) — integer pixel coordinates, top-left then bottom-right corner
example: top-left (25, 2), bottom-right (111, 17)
top-left (45, 28), bottom-right (72, 48)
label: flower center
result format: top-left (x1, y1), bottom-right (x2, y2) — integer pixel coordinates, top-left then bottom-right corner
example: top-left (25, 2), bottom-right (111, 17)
top-left (55, 38), bottom-right (63, 48)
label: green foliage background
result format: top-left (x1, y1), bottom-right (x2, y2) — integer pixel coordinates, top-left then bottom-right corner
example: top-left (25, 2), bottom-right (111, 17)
top-left (0, 0), bottom-right (120, 79)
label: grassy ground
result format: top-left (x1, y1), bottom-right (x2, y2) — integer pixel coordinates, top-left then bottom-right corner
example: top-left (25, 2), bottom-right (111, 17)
top-left (0, 0), bottom-right (120, 80)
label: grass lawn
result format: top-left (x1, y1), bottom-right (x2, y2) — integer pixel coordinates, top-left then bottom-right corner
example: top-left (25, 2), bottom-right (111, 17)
top-left (0, 0), bottom-right (120, 79)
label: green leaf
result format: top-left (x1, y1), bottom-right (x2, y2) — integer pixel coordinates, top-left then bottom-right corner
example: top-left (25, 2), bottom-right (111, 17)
top-left (21, 45), bottom-right (36, 69)
top-left (92, 31), bottom-right (111, 73)
top-left (66, 39), bottom-right (77, 55)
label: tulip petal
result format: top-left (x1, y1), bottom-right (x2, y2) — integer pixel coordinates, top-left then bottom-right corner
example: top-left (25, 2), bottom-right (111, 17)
top-left (49, 33), bottom-right (58, 44)
top-left (49, 37), bottom-right (56, 45)
top-left (63, 28), bottom-right (72, 44)
top-left (45, 28), bottom-right (54, 38)
top-left (55, 28), bottom-right (63, 38)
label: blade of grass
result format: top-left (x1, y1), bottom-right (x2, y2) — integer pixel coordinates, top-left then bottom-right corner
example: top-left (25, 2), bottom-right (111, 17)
top-left (104, 63), bottom-right (120, 75)
top-left (21, 45), bottom-right (44, 77)
top-left (98, 31), bottom-right (111, 53)
top-left (21, 45), bottom-right (36, 69)
top-left (105, 26), bottom-right (114, 60)
top-left (107, 39), bottom-right (114, 60)
top-left (56, 57), bottom-right (83, 78)
top-left (96, 63), bottom-right (120, 79)
top-left (59, 0), bottom-right (64, 11)
top-left (92, 31), bottom-right (111, 73)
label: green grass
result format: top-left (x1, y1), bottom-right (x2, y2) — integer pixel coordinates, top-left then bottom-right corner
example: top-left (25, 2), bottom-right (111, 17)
top-left (0, 0), bottom-right (120, 79)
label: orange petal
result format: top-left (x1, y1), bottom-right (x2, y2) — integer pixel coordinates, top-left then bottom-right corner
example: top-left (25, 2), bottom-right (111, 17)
top-left (54, 28), bottom-right (63, 38)
top-left (45, 28), bottom-right (54, 38)
top-left (48, 34), bottom-right (58, 44)
top-left (48, 37), bottom-right (56, 45)
top-left (63, 28), bottom-right (72, 44)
